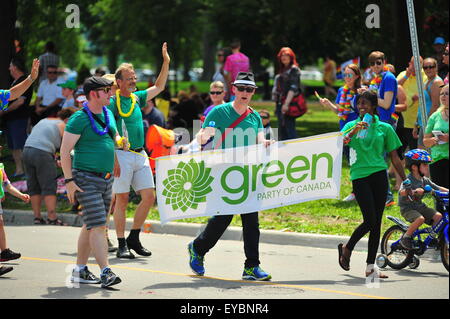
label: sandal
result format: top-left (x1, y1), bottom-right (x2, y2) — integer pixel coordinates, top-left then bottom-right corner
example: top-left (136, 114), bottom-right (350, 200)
top-left (338, 243), bottom-right (350, 271)
top-left (34, 217), bottom-right (46, 225)
top-left (47, 219), bottom-right (67, 226)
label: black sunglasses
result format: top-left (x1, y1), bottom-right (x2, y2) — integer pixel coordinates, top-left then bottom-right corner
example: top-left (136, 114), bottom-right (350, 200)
top-left (443, 52), bottom-right (449, 56)
top-left (260, 115), bottom-right (269, 119)
top-left (209, 91), bottom-right (223, 95)
top-left (369, 60), bottom-right (383, 66)
top-left (47, 71), bottom-right (57, 74)
top-left (235, 86), bottom-right (255, 93)
top-left (96, 87), bottom-right (111, 93)
top-left (423, 65), bottom-right (436, 70)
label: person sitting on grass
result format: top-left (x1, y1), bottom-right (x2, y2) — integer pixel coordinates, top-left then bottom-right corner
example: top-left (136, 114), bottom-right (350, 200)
top-left (0, 162), bottom-right (30, 277)
top-left (399, 149), bottom-right (449, 250)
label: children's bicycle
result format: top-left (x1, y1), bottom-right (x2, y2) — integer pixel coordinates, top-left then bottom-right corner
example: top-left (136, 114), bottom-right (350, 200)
top-left (377, 186), bottom-right (449, 272)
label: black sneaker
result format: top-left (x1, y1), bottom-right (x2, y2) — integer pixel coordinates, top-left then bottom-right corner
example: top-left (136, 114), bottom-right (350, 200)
top-left (100, 268), bottom-right (121, 288)
top-left (71, 266), bottom-right (101, 284)
top-left (0, 249), bottom-right (21, 262)
top-left (126, 238), bottom-right (152, 257)
top-left (116, 244), bottom-right (135, 259)
top-left (0, 266), bottom-right (13, 277)
top-left (400, 236), bottom-right (413, 250)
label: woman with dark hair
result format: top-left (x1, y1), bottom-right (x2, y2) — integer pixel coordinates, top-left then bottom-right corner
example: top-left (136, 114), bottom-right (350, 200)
top-left (272, 47), bottom-right (301, 140)
top-left (338, 90), bottom-right (406, 279)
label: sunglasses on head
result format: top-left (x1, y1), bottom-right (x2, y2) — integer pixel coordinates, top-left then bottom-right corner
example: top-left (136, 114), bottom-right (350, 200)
top-left (235, 86), bottom-right (255, 93)
top-left (423, 65), bottom-right (436, 70)
top-left (96, 87), bottom-right (111, 93)
top-left (210, 91), bottom-right (223, 95)
top-left (369, 60), bottom-right (383, 66)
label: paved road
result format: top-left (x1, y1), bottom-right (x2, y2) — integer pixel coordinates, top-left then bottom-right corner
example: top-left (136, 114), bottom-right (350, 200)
top-left (0, 225), bottom-right (448, 303)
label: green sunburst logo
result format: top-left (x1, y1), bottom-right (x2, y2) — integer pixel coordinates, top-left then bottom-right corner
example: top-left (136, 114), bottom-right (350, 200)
top-left (162, 159), bottom-right (214, 212)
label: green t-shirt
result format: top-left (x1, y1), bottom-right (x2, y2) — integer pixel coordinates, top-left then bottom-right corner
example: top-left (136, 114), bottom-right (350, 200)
top-left (65, 108), bottom-right (118, 173)
top-left (424, 110), bottom-right (449, 162)
top-left (202, 102), bottom-right (263, 149)
top-left (342, 115), bottom-right (402, 180)
top-left (108, 90), bottom-right (147, 149)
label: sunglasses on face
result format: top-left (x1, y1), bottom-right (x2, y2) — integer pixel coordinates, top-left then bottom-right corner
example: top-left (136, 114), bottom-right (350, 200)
top-left (210, 91), bottom-right (223, 95)
top-left (423, 65), bottom-right (436, 70)
top-left (343, 73), bottom-right (354, 78)
top-left (440, 91), bottom-right (449, 96)
top-left (369, 60), bottom-right (383, 66)
top-left (96, 87), bottom-right (112, 93)
top-left (235, 86), bottom-right (255, 93)
top-left (260, 115), bottom-right (269, 119)
top-left (217, 54), bottom-right (224, 57)
top-left (47, 71), bottom-right (57, 74)
top-left (443, 51), bottom-right (449, 56)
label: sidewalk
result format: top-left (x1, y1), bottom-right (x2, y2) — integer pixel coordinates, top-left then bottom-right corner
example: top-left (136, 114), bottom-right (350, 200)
top-left (3, 208), bottom-right (367, 252)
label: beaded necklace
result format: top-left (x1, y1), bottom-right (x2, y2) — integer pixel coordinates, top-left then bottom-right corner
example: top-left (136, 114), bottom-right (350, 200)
top-left (83, 102), bottom-right (110, 136)
top-left (116, 89), bottom-right (136, 118)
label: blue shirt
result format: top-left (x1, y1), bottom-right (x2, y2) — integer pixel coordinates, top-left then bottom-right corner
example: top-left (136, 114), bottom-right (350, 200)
top-left (0, 89), bottom-right (11, 111)
top-left (377, 71), bottom-right (397, 123)
top-left (335, 87), bottom-right (359, 130)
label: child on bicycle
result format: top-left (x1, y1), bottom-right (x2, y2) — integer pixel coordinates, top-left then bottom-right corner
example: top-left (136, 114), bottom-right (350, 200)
top-left (399, 149), bottom-right (449, 250)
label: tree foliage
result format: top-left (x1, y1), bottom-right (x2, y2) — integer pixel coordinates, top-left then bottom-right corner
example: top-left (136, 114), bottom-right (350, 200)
top-left (5, 0), bottom-right (449, 84)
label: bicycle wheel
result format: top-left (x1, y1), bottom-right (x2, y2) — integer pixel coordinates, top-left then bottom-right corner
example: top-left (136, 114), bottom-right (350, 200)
top-left (440, 237), bottom-right (449, 272)
top-left (380, 225), bottom-right (413, 270)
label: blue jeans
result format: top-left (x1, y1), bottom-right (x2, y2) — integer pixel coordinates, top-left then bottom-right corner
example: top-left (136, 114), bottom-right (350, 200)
top-left (276, 103), bottom-right (297, 140)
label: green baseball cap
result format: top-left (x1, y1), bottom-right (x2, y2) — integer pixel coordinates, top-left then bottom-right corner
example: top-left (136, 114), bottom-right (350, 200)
top-left (57, 80), bottom-right (77, 90)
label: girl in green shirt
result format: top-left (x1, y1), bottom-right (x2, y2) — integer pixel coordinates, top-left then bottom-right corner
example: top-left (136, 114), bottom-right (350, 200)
top-left (338, 91), bottom-right (406, 279)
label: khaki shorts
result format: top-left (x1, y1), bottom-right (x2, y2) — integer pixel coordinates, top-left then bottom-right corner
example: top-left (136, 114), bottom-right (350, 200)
top-left (112, 150), bottom-right (155, 194)
top-left (401, 206), bottom-right (437, 225)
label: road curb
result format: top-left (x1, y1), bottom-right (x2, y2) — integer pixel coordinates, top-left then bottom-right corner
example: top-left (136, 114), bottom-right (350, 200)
top-left (3, 209), bottom-right (368, 251)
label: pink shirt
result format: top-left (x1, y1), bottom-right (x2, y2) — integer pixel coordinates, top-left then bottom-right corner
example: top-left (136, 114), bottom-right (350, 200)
top-left (224, 52), bottom-right (250, 83)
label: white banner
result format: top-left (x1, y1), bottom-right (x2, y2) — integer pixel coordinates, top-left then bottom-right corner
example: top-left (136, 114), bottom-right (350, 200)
top-left (155, 132), bottom-right (343, 224)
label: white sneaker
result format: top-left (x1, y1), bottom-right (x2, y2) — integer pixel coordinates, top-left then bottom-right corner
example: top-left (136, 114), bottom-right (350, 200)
top-left (343, 193), bottom-right (355, 202)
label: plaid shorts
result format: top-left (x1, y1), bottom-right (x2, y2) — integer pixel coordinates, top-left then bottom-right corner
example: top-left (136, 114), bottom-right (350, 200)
top-left (73, 170), bottom-right (113, 230)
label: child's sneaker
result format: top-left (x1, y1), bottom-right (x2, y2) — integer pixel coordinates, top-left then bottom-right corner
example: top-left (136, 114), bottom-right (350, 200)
top-left (242, 266), bottom-right (272, 281)
top-left (0, 249), bottom-right (21, 262)
top-left (400, 236), bottom-right (413, 250)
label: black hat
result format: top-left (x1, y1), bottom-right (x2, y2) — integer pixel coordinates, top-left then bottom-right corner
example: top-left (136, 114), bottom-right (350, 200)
top-left (233, 72), bottom-right (257, 88)
top-left (83, 76), bottom-right (113, 96)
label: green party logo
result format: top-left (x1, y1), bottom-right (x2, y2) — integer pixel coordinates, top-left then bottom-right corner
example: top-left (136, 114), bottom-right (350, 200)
top-left (162, 159), bottom-right (214, 212)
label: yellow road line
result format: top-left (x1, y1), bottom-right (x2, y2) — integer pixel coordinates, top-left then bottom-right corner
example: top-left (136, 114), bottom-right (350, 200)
top-left (21, 256), bottom-right (390, 300)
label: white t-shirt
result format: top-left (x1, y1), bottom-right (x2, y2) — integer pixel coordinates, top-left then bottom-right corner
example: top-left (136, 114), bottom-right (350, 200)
top-left (37, 79), bottom-right (64, 106)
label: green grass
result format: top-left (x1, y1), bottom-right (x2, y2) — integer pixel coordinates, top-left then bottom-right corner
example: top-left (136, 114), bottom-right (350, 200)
top-left (2, 100), bottom-right (430, 237)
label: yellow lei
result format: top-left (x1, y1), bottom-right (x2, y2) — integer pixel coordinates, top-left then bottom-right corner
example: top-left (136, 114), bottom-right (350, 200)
top-left (116, 89), bottom-right (136, 118)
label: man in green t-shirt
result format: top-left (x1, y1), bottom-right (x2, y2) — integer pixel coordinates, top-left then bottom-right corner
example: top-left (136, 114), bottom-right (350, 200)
top-left (61, 77), bottom-right (123, 288)
top-left (110, 42), bottom-right (170, 259)
top-left (188, 72), bottom-right (274, 281)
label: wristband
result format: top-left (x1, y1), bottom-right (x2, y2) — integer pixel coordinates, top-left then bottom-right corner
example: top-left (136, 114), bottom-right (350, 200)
top-left (64, 178), bottom-right (75, 184)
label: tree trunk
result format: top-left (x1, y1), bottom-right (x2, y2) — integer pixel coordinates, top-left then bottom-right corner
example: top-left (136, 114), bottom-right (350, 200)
top-left (0, 0), bottom-right (17, 89)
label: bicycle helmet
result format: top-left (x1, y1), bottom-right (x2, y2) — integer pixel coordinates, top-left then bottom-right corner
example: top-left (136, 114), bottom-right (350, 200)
top-left (404, 149), bottom-right (432, 170)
